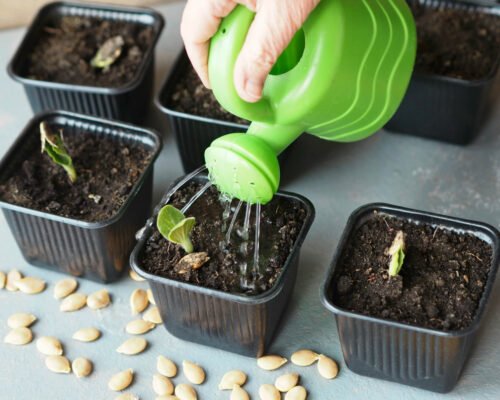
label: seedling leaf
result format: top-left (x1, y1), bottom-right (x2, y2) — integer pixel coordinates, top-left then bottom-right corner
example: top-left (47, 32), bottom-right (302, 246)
top-left (157, 205), bottom-right (195, 253)
top-left (40, 122), bottom-right (77, 183)
top-left (387, 230), bottom-right (406, 276)
top-left (91, 35), bottom-right (124, 69)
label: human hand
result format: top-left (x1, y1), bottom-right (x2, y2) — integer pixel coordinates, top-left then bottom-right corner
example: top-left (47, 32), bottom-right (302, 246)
top-left (181, 0), bottom-right (320, 103)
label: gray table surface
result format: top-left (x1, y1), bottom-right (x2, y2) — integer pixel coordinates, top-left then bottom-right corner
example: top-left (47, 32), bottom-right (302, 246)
top-left (1, 2), bottom-right (499, 399)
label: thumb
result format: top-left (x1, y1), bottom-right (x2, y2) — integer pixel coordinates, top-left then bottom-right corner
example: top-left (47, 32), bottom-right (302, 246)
top-left (234, 0), bottom-right (319, 103)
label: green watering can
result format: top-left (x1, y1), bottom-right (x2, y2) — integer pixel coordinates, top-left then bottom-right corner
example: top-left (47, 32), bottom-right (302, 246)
top-left (205, 0), bottom-right (416, 204)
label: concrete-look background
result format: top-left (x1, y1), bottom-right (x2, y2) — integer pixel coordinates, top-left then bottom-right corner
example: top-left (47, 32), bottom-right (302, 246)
top-left (0, 2), bottom-right (499, 399)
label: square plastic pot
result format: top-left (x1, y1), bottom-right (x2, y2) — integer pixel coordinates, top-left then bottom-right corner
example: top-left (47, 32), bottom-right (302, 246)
top-left (155, 50), bottom-right (249, 173)
top-left (322, 203), bottom-right (500, 393)
top-left (131, 174), bottom-right (315, 357)
top-left (0, 111), bottom-right (162, 283)
top-left (8, 1), bottom-right (164, 124)
top-left (385, 0), bottom-right (500, 145)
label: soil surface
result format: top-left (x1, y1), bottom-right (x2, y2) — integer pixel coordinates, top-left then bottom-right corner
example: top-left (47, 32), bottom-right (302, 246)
top-left (332, 212), bottom-right (493, 331)
top-left (0, 123), bottom-right (153, 222)
top-left (411, 4), bottom-right (500, 80)
top-left (140, 181), bottom-right (307, 295)
top-left (168, 63), bottom-right (248, 124)
top-left (26, 16), bottom-right (154, 87)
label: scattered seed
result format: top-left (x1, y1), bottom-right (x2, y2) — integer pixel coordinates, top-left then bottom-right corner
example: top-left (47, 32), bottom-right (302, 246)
top-left (117, 337), bottom-right (147, 355)
top-left (129, 269), bottom-right (145, 282)
top-left (153, 373), bottom-right (174, 396)
top-left (275, 373), bottom-right (299, 392)
top-left (115, 393), bottom-right (139, 400)
top-left (130, 289), bottom-right (148, 314)
top-left (257, 355), bottom-right (287, 371)
top-left (45, 355), bottom-right (71, 374)
top-left (259, 384), bottom-right (281, 400)
top-left (4, 327), bottom-right (33, 345)
top-left (175, 383), bottom-right (197, 400)
top-left (147, 289), bottom-right (156, 305)
top-left (7, 313), bottom-right (36, 329)
top-left (16, 276), bottom-right (46, 294)
top-left (183, 360), bottom-right (206, 385)
top-left (284, 386), bottom-right (307, 400)
top-left (143, 306), bottom-right (162, 324)
top-left (72, 357), bottom-right (93, 378)
top-left (291, 350), bottom-right (319, 366)
top-left (6, 269), bottom-right (22, 291)
top-left (109, 369), bottom-right (134, 391)
top-left (54, 278), bottom-right (78, 299)
top-left (0, 271), bottom-right (5, 289)
top-left (126, 319), bottom-right (155, 335)
top-left (231, 385), bottom-right (250, 400)
top-left (87, 289), bottom-right (111, 309)
top-left (36, 336), bottom-right (63, 356)
top-left (157, 355), bottom-right (177, 378)
top-left (60, 293), bottom-right (87, 312)
top-left (72, 327), bottom-right (101, 342)
top-left (219, 370), bottom-right (247, 390)
top-left (317, 354), bottom-right (338, 379)
top-left (155, 397), bottom-right (179, 400)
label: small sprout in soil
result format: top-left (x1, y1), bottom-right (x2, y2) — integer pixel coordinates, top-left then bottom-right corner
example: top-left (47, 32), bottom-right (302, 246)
top-left (157, 205), bottom-right (196, 253)
top-left (90, 35), bottom-right (124, 70)
top-left (386, 230), bottom-right (406, 277)
top-left (40, 122), bottom-right (76, 183)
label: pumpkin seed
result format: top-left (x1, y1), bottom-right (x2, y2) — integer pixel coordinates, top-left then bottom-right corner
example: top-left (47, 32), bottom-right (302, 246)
top-left (257, 355), bottom-right (287, 371)
top-left (157, 355), bottom-right (177, 378)
top-left (317, 354), bottom-right (338, 379)
top-left (284, 386), bottom-right (307, 400)
top-left (45, 355), bottom-right (71, 373)
top-left (143, 306), bottom-right (162, 324)
top-left (60, 293), bottom-right (87, 312)
top-left (72, 357), bottom-right (93, 378)
top-left (7, 313), bottom-right (36, 329)
top-left (147, 289), bottom-right (156, 305)
top-left (53, 278), bottom-right (78, 299)
top-left (72, 327), bottom-right (101, 342)
top-left (87, 289), bottom-right (111, 309)
top-left (129, 269), bottom-right (145, 282)
top-left (219, 370), bottom-right (247, 390)
top-left (115, 393), bottom-right (139, 400)
top-left (275, 373), bottom-right (299, 392)
top-left (36, 336), bottom-right (63, 356)
top-left (109, 369), bottom-right (134, 391)
top-left (130, 289), bottom-right (148, 314)
top-left (0, 271), bottom-right (6, 289)
top-left (174, 383), bottom-right (197, 400)
top-left (6, 270), bottom-right (22, 291)
top-left (16, 276), bottom-right (45, 294)
top-left (259, 384), bottom-right (280, 400)
top-left (126, 319), bottom-right (155, 335)
top-left (155, 397), bottom-right (179, 400)
top-left (4, 327), bottom-right (32, 345)
top-left (291, 350), bottom-right (319, 366)
top-left (153, 374), bottom-right (174, 396)
top-left (231, 385), bottom-right (250, 400)
top-left (116, 337), bottom-right (147, 355)
top-left (183, 360), bottom-right (205, 385)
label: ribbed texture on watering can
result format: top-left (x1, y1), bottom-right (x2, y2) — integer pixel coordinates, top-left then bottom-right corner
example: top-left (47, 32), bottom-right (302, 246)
top-left (385, 0), bottom-right (500, 144)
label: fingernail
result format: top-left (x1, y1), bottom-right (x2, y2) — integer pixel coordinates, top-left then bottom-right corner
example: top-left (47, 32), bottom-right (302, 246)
top-left (244, 79), bottom-right (262, 102)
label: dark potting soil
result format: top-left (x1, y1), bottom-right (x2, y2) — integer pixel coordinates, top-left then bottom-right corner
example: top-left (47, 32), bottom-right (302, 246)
top-left (168, 64), bottom-right (248, 125)
top-left (411, 4), bottom-right (500, 80)
top-left (0, 124), bottom-right (153, 222)
top-left (332, 212), bottom-right (493, 331)
top-left (140, 181), bottom-right (306, 295)
top-left (25, 16), bottom-right (154, 87)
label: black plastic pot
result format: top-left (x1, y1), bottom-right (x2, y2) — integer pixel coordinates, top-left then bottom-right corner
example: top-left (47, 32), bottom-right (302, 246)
top-left (0, 111), bottom-right (162, 283)
top-left (131, 174), bottom-right (315, 357)
top-left (322, 203), bottom-right (500, 393)
top-left (7, 1), bottom-right (164, 124)
top-left (156, 50), bottom-right (248, 173)
top-left (385, 0), bottom-right (500, 145)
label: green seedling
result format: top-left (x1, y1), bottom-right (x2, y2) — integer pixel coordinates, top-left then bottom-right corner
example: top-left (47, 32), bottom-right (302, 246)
top-left (157, 205), bottom-right (195, 253)
top-left (40, 122), bottom-right (77, 183)
top-left (387, 230), bottom-right (406, 277)
top-left (91, 35), bottom-right (124, 70)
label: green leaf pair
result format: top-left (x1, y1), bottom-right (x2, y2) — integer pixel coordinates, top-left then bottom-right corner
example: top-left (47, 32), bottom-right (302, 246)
top-left (40, 122), bottom-right (77, 183)
top-left (157, 205), bottom-right (195, 253)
